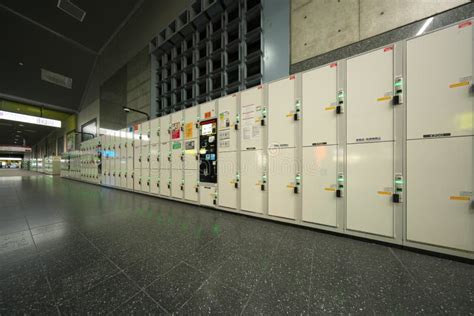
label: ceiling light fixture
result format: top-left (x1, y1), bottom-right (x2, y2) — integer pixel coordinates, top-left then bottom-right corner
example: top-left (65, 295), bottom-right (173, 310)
top-left (18, 62), bottom-right (24, 66)
top-left (416, 17), bottom-right (434, 36)
top-left (0, 110), bottom-right (61, 128)
top-left (123, 107), bottom-right (150, 120)
top-left (57, 0), bottom-right (86, 22)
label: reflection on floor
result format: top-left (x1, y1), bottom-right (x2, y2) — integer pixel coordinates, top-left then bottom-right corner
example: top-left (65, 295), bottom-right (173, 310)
top-left (0, 175), bottom-right (473, 314)
top-left (0, 169), bottom-right (42, 177)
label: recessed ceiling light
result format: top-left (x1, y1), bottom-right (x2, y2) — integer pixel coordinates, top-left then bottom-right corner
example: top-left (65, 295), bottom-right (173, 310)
top-left (19, 124), bottom-right (24, 127)
top-left (18, 62), bottom-right (24, 66)
top-left (16, 130), bottom-right (22, 133)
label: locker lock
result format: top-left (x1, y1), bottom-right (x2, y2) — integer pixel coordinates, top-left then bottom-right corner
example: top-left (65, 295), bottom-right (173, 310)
top-left (139, 156), bottom-right (142, 162)
top-left (261, 108), bottom-right (267, 126)
top-left (294, 99), bottom-right (301, 121)
top-left (393, 77), bottom-right (404, 106)
top-left (147, 178), bottom-right (150, 186)
top-left (336, 173), bottom-right (344, 198)
top-left (294, 173), bottom-right (301, 194)
top-left (393, 174), bottom-right (404, 203)
top-left (181, 152), bottom-right (185, 161)
top-left (336, 90), bottom-right (345, 114)
top-left (139, 178), bottom-right (142, 185)
top-left (261, 173), bottom-right (267, 191)
top-left (181, 121), bottom-right (184, 132)
top-left (157, 179), bottom-right (160, 187)
top-left (195, 117), bottom-right (200, 129)
top-left (235, 114), bottom-right (240, 130)
top-left (168, 153), bottom-right (171, 161)
top-left (195, 183), bottom-right (199, 193)
top-left (181, 179), bottom-right (184, 190)
top-left (147, 155), bottom-right (150, 162)
top-left (234, 172), bottom-right (240, 189)
top-left (157, 127), bottom-right (160, 137)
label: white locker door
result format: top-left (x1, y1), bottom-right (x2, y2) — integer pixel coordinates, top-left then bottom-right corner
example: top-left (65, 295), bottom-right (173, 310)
top-left (241, 86), bottom-right (264, 150)
top-left (302, 145), bottom-right (338, 227)
top-left (160, 142), bottom-right (171, 169)
top-left (150, 169), bottom-right (160, 195)
top-left (268, 77), bottom-right (297, 148)
top-left (160, 169), bottom-right (171, 196)
top-left (141, 169), bottom-right (150, 193)
top-left (149, 118), bottom-right (160, 144)
top-left (346, 142), bottom-right (394, 237)
top-left (407, 22), bottom-right (473, 139)
top-left (184, 169), bottom-right (198, 202)
top-left (268, 148), bottom-right (297, 219)
top-left (171, 169), bottom-right (183, 199)
top-left (126, 172), bottom-right (134, 190)
top-left (184, 106), bottom-right (199, 140)
top-left (218, 94), bottom-right (238, 152)
top-left (302, 64), bottom-right (338, 146)
top-left (241, 150), bottom-right (264, 214)
top-left (184, 139), bottom-right (198, 170)
top-left (133, 143), bottom-right (141, 169)
top-left (141, 144), bottom-right (150, 170)
top-left (200, 101), bottom-right (216, 119)
top-left (218, 151), bottom-right (237, 209)
top-left (133, 169), bottom-right (141, 192)
top-left (160, 115), bottom-right (171, 143)
top-left (200, 185), bottom-right (216, 207)
top-left (150, 143), bottom-right (160, 169)
top-left (347, 47), bottom-right (394, 143)
top-left (407, 137), bottom-right (473, 252)
top-left (120, 168), bottom-right (127, 188)
top-left (171, 141), bottom-right (183, 170)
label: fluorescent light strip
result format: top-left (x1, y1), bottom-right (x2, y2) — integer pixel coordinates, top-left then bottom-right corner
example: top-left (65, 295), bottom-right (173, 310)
top-left (0, 157), bottom-right (22, 161)
top-left (416, 17), bottom-right (434, 36)
top-left (0, 110), bottom-right (61, 128)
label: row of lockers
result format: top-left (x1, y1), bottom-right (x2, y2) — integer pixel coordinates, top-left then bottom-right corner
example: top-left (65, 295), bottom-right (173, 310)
top-left (64, 20), bottom-right (473, 259)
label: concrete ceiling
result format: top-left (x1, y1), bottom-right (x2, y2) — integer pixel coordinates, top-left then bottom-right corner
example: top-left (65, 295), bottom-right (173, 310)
top-left (0, 0), bottom-right (142, 112)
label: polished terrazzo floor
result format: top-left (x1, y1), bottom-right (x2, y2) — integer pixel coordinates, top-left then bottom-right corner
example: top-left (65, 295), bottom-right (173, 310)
top-left (0, 173), bottom-right (473, 315)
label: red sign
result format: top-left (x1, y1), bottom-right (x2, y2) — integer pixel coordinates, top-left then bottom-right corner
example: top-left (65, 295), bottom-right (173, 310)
top-left (330, 63), bottom-right (337, 68)
top-left (384, 46), bottom-right (393, 52)
top-left (204, 111), bottom-right (211, 119)
top-left (459, 21), bottom-right (472, 29)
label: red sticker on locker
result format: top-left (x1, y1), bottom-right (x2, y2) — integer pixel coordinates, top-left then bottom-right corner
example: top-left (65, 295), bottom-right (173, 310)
top-left (204, 111), bottom-right (211, 118)
top-left (289, 75), bottom-right (296, 80)
top-left (330, 63), bottom-right (337, 68)
top-left (134, 125), bottom-right (139, 131)
top-left (384, 46), bottom-right (393, 52)
top-left (458, 21), bottom-right (472, 28)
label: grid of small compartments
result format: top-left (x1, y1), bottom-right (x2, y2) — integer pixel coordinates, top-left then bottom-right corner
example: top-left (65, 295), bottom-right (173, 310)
top-left (150, 0), bottom-right (263, 116)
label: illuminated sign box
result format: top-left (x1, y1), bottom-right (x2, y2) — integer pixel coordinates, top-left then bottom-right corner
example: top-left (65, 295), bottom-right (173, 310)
top-left (0, 110), bottom-right (62, 128)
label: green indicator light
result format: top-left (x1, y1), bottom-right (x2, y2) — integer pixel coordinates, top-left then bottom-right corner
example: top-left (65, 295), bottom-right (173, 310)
top-left (395, 180), bottom-right (404, 184)
top-left (338, 178), bottom-right (344, 182)
top-left (394, 82), bottom-right (403, 87)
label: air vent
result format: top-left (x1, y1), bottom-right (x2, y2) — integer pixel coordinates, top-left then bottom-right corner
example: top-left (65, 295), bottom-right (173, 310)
top-left (41, 68), bottom-right (73, 89)
top-left (57, 0), bottom-right (86, 22)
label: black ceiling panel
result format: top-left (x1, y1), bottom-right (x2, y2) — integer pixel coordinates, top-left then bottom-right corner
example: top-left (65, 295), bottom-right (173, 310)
top-left (0, 0), bottom-right (140, 52)
top-left (0, 120), bottom-right (56, 147)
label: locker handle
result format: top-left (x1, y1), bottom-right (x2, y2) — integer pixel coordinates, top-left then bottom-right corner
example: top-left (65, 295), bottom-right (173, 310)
top-left (261, 184), bottom-right (265, 191)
